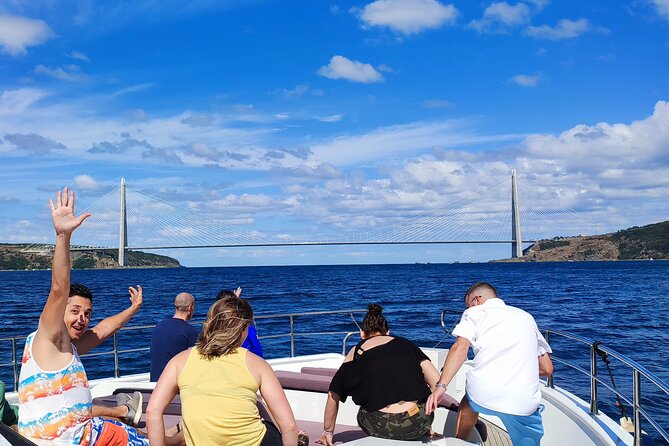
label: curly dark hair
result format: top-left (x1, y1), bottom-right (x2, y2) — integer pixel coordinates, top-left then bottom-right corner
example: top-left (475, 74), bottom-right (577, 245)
top-left (361, 303), bottom-right (389, 337)
top-left (216, 289), bottom-right (237, 300)
top-left (69, 283), bottom-right (93, 302)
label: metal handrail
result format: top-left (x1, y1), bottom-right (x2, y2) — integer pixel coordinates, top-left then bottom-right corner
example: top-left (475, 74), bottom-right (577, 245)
top-left (0, 309), bottom-right (366, 391)
top-left (440, 309), bottom-right (669, 446)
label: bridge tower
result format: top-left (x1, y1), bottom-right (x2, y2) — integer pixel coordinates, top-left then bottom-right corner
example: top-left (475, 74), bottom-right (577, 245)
top-left (118, 178), bottom-right (128, 266)
top-left (511, 169), bottom-right (523, 258)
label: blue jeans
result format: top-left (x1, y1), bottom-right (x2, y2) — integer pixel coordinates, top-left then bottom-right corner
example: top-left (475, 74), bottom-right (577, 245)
top-left (466, 394), bottom-right (544, 446)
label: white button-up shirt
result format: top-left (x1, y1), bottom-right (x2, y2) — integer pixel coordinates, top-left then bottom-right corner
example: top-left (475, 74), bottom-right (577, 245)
top-left (452, 297), bottom-right (551, 416)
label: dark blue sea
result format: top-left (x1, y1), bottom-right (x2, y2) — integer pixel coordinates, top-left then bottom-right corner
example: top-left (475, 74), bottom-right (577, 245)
top-left (1, 262), bottom-right (667, 443)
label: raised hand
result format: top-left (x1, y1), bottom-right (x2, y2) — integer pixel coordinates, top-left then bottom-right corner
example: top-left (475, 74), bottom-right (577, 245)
top-left (50, 187), bottom-right (91, 235)
top-left (128, 285), bottom-right (143, 310)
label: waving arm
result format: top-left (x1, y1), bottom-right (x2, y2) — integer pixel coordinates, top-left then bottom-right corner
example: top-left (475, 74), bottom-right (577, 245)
top-left (37, 188), bottom-right (90, 349)
top-left (75, 285), bottom-right (143, 355)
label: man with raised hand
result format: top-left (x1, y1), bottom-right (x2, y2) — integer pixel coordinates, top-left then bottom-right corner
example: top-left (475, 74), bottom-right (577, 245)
top-left (18, 187), bottom-right (148, 446)
top-left (426, 282), bottom-right (553, 446)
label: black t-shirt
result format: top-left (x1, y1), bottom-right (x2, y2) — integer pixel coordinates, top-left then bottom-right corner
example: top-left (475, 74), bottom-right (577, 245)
top-left (329, 336), bottom-right (431, 412)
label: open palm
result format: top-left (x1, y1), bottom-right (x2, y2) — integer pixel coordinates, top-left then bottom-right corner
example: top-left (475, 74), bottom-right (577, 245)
top-left (50, 187), bottom-right (91, 235)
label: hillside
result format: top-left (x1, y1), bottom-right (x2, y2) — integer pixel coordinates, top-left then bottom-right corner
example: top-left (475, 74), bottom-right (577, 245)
top-left (0, 244), bottom-right (181, 270)
top-left (501, 221), bottom-right (669, 262)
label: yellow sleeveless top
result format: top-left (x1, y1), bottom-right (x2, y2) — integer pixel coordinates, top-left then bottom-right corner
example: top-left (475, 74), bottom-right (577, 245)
top-left (178, 347), bottom-right (266, 446)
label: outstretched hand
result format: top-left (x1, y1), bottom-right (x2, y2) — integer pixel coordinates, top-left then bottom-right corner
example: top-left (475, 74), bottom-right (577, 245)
top-left (128, 285), bottom-right (143, 311)
top-left (50, 187), bottom-right (91, 235)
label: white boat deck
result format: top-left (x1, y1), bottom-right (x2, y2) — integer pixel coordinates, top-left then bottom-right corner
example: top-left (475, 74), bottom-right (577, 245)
top-left (480, 420), bottom-right (512, 446)
top-left (5, 347), bottom-right (635, 446)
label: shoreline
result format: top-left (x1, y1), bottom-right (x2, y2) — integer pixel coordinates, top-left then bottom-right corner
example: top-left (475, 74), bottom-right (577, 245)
top-left (1, 258), bottom-right (666, 272)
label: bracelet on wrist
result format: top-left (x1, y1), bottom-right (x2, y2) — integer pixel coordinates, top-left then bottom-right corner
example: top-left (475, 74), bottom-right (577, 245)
top-left (435, 382), bottom-right (447, 391)
top-left (323, 429), bottom-right (334, 436)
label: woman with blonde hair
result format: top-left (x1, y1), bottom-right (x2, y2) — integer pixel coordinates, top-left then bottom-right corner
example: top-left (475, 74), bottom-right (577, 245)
top-left (146, 296), bottom-right (298, 446)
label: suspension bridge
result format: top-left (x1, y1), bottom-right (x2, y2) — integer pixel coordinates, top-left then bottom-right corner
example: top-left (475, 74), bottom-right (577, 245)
top-left (23, 169), bottom-right (597, 266)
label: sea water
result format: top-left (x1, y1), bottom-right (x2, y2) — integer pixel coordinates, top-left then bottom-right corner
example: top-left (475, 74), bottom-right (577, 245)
top-left (1, 261), bottom-right (667, 443)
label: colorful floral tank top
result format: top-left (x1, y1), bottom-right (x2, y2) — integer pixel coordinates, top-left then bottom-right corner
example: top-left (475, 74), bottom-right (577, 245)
top-left (18, 331), bottom-right (92, 445)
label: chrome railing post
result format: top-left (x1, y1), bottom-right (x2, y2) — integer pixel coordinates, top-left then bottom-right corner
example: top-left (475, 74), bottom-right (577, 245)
top-left (342, 332), bottom-right (356, 355)
top-left (590, 343), bottom-right (599, 414)
top-left (545, 331), bottom-right (554, 388)
top-left (11, 337), bottom-right (18, 391)
top-left (633, 370), bottom-right (642, 446)
top-left (113, 333), bottom-right (120, 378)
top-left (289, 315), bottom-right (295, 357)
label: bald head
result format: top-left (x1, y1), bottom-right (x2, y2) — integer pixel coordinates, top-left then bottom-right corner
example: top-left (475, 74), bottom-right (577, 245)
top-left (174, 293), bottom-right (195, 320)
top-left (175, 293), bottom-right (194, 307)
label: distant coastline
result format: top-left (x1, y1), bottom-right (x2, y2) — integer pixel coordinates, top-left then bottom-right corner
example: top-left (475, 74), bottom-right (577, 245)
top-left (0, 244), bottom-right (181, 270)
top-left (3, 220), bottom-right (667, 269)
top-left (496, 220), bottom-right (669, 262)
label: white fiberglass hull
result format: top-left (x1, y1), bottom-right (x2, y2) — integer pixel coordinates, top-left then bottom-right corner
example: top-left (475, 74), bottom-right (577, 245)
top-left (5, 348), bottom-right (634, 446)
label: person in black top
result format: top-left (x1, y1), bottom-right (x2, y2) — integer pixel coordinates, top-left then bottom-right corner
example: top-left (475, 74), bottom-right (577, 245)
top-left (319, 304), bottom-right (441, 445)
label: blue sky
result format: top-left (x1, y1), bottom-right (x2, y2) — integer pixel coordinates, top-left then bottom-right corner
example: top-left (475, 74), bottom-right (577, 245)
top-left (0, 0), bottom-right (668, 266)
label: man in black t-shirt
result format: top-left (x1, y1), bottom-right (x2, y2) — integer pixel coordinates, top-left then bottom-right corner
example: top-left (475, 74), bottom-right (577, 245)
top-left (149, 293), bottom-right (198, 381)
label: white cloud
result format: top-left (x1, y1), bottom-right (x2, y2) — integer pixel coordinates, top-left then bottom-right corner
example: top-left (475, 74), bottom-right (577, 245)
top-left (112, 83), bottom-right (155, 97)
top-left (74, 174), bottom-right (100, 190)
top-left (527, 0), bottom-right (549, 10)
top-left (469, 2), bottom-right (531, 33)
top-left (233, 103), bottom-right (255, 113)
top-left (359, 0), bottom-right (458, 34)
top-left (66, 50), bottom-right (90, 62)
top-left (285, 101), bottom-right (669, 238)
top-left (0, 95), bottom-right (293, 170)
top-left (523, 100), bottom-right (669, 171)
top-left (651, 0), bottom-right (669, 18)
top-left (318, 55), bottom-right (384, 83)
top-left (509, 74), bottom-right (541, 87)
top-left (34, 64), bottom-right (86, 82)
top-left (275, 84), bottom-right (311, 99)
top-left (125, 108), bottom-right (148, 122)
top-left (189, 143), bottom-right (221, 160)
top-left (0, 88), bottom-right (48, 116)
top-left (181, 113), bottom-right (215, 127)
top-left (524, 18), bottom-right (591, 40)
top-left (310, 119), bottom-right (521, 166)
top-left (209, 193), bottom-right (277, 213)
top-left (0, 14), bottom-right (53, 55)
top-left (316, 114), bottom-right (344, 123)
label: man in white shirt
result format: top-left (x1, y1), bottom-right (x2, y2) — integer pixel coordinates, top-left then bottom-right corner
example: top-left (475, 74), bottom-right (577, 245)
top-left (426, 282), bottom-right (554, 446)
